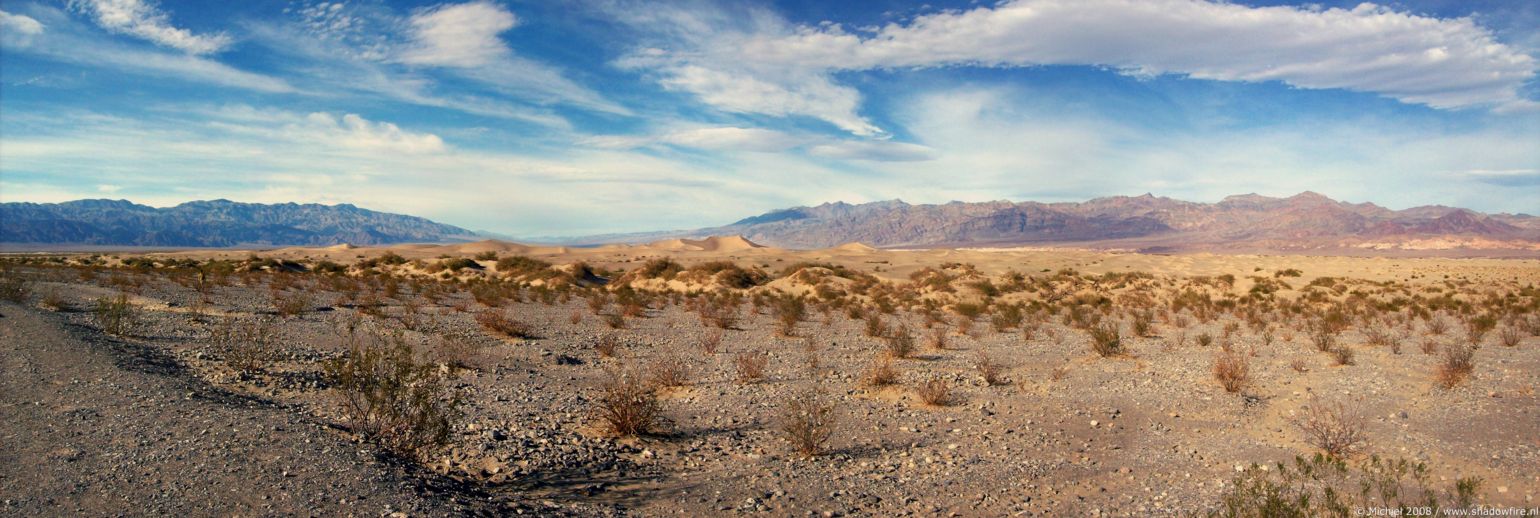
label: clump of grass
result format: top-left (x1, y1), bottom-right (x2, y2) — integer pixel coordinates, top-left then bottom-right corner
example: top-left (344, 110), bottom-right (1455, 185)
top-left (779, 388), bottom-right (837, 457)
top-left (1213, 349), bottom-right (1250, 393)
top-left (1088, 323), bottom-right (1123, 357)
top-left (477, 310), bottom-right (536, 339)
top-left (1293, 397), bottom-right (1366, 458)
top-left (975, 351), bottom-right (1006, 386)
top-left (592, 368), bottom-right (665, 436)
top-left (1436, 344), bottom-right (1475, 389)
top-left (734, 349), bottom-right (769, 383)
top-left (324, 332), bottom-right (462, 458)
top-left (916, 377), bottom-right (950, 406)
top-left (862, 354), bottom-right (899, 386)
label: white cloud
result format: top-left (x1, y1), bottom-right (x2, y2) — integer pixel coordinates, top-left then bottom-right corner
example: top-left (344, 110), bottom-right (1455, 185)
top-left (397, 1), bottom-right (516, 67)
top-left (68, 0), bottom-right (232, 54)
top-left (613, 0), bottom-right (1538, 135)
top-left (0, 10), bottom-right (44, 47)
top-left (283, 1), bottom-right (629, 115)
top-left (581, 125), bottom-right (937, 160)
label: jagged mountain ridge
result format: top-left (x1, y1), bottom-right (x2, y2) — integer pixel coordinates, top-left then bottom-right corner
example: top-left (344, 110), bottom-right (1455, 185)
top-left (0, 199), bottom-right (478, 247)
top-left (676, 192), bottom-right (1540, 250)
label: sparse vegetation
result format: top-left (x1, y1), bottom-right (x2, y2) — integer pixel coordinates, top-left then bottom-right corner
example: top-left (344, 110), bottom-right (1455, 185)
top-left (323, 332), bottom-right (462, 458)
top-left (592, 368), bottom-right (665, 436)
top-left (916, 376), bottom-right (950, 406)
top-left (477, 310), bottom-right (535, 339)
top-left (734, 349), bottom-right (769, 383)
top-left (1215, 454), bottom-right (1481, 518)
top-left (1294, 398), bottom-right (1366, 458)
top-left (779, 388), bottom-right (837, 457)
top-left (94, 293), bottom-right (136, 336)
top-left (1088, 323), bottom-right (1123, 357)
top-left (1212, 349), bottom-right (1249, 393)
top-left (1436, 344), bottom-right (1475, 388)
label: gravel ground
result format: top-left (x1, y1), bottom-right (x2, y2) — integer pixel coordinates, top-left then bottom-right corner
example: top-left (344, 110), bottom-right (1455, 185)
top-left (1, 260), bottom-right (1536, 516)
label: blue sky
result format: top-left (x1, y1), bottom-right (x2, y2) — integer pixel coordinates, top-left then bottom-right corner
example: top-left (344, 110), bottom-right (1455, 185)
top-left (1, 0), bottom-right (1537, 236)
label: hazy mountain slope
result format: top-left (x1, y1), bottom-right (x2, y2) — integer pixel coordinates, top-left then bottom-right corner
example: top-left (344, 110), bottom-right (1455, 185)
top-left (0, 199), bottom-right (478, 247)
top-left (613, 192), bottom-right (1539, 251)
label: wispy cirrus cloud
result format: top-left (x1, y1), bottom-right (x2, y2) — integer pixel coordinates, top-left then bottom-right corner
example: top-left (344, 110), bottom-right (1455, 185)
top-left (67, 0), bottom-right (231, 54)
top-left (611, 0), bottom-right (1539, 135)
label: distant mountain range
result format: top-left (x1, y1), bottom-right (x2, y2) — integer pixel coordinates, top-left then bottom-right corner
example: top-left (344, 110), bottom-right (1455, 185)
top-left (0, 199), bottom-right (478, 247)
top-left (5, 194), bottom-right (1536, 254)
top-left (571, 192), bottom-right (1540, 253)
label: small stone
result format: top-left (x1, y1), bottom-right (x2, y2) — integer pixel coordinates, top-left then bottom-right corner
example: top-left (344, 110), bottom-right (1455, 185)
top-left (1090, 420), bottom-right (1099, 428)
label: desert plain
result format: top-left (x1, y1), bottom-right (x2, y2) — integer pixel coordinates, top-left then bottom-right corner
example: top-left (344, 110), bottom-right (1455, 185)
top-left (2, 237), bottom-right (1537, 516)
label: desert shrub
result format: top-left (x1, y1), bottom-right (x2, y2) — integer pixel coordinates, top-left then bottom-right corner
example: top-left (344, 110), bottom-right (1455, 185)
top-left (1215, 453), bottom-right (1481, 518)
top-left (1309, 320), bottom-right (1338, 353)
top-left (592, 368), bottom-right (665, 436)
top-left (495, 255), bottom-right (551, 275)
top-left (94, 293), bottom-right (136, 336)
top-left (954, 314), bottom-right (975, 336)
top-left (324, 333), bottom-right (462, 457)
top-left (1131, 310), bottom-right (1155, 337)
top-left (773, 295), bottom-right (806, 336)
top-left (270, 289), bottom-right (313, 317)
top-left (647, 352), bottom-right (690, 389)
top-left (427, 334), bottom-right (483, 371)
top-left (863, 314), bottom-right (887, 337)
top-left (1294, 398), bottom-right (1366, 458)
top-left (862, 354), bottom-right (899, 386)
top-left (1329, 345), bottom-right (1355, 366)
top-left (1088, 323), bottom-right (1123, 357)
top-left (1436, 344), bottom-right (1475, 388)
top-left (884, 327), bottom-right (916, 359)
top-left (603, 312), bottom-right (626, 329)
top-left (1290, 359), bottom-right (1310, 373)
top-left (0, 273), bottom-right (28, 303)
top-left (1497, 326), bottom-right (1521, 347)
top-left (1419, 338), bottom-right (1440, 355)
top-left (990, 304), bottom-right (1024, 332)
top-left (734, 349), bottom-right (769, 383)
top-left (700, 328), bottom-right (723, 354)
top-left (594, 334), bottom-right (619, 358)
top-left (916, 377), bottom-right (950, 406)
top-left (1213, 350), bottom-right (1250, 393)
top-left (1273, 268), bottom-right (1303, 278)
top-left (1197, 333), bottom-right (1214, 347)
top-left (214, 316), bottom-right (276, 374)
top-left (477, 310), bottom-right (535, 339)
top-left (975, 351), bottom-right (1006, 386)
top-left (39, 289), bottom-right (67, 311)
top-left (698, 297), bottom-right (740, 330)
top-left (1425, 317), bottom-right (1449, 336)
top-left (927, 327), bottom-right (948, 351)
top-left (436, 257), bottom-right (482, 272)
top-left (473, 251), bottom-right (498, 261)
top-left (1462, 314), bottom-right (1497, 347)
top-left (779, 389), bottom-right (837, 457)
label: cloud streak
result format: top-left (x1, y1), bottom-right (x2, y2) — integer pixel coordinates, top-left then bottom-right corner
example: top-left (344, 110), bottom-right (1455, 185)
top-left (68, 0), bottom-right (232, 54)
top-left (616, 0), bottom-right (1538, 135)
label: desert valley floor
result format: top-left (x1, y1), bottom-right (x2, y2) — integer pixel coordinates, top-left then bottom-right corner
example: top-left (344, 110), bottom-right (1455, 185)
top-left (1, 238), bottom-right (1537, 516)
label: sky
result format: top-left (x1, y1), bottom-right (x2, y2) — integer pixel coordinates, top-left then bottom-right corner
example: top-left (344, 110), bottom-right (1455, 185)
top-left (0, 0), bottom-right (1537, 237)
